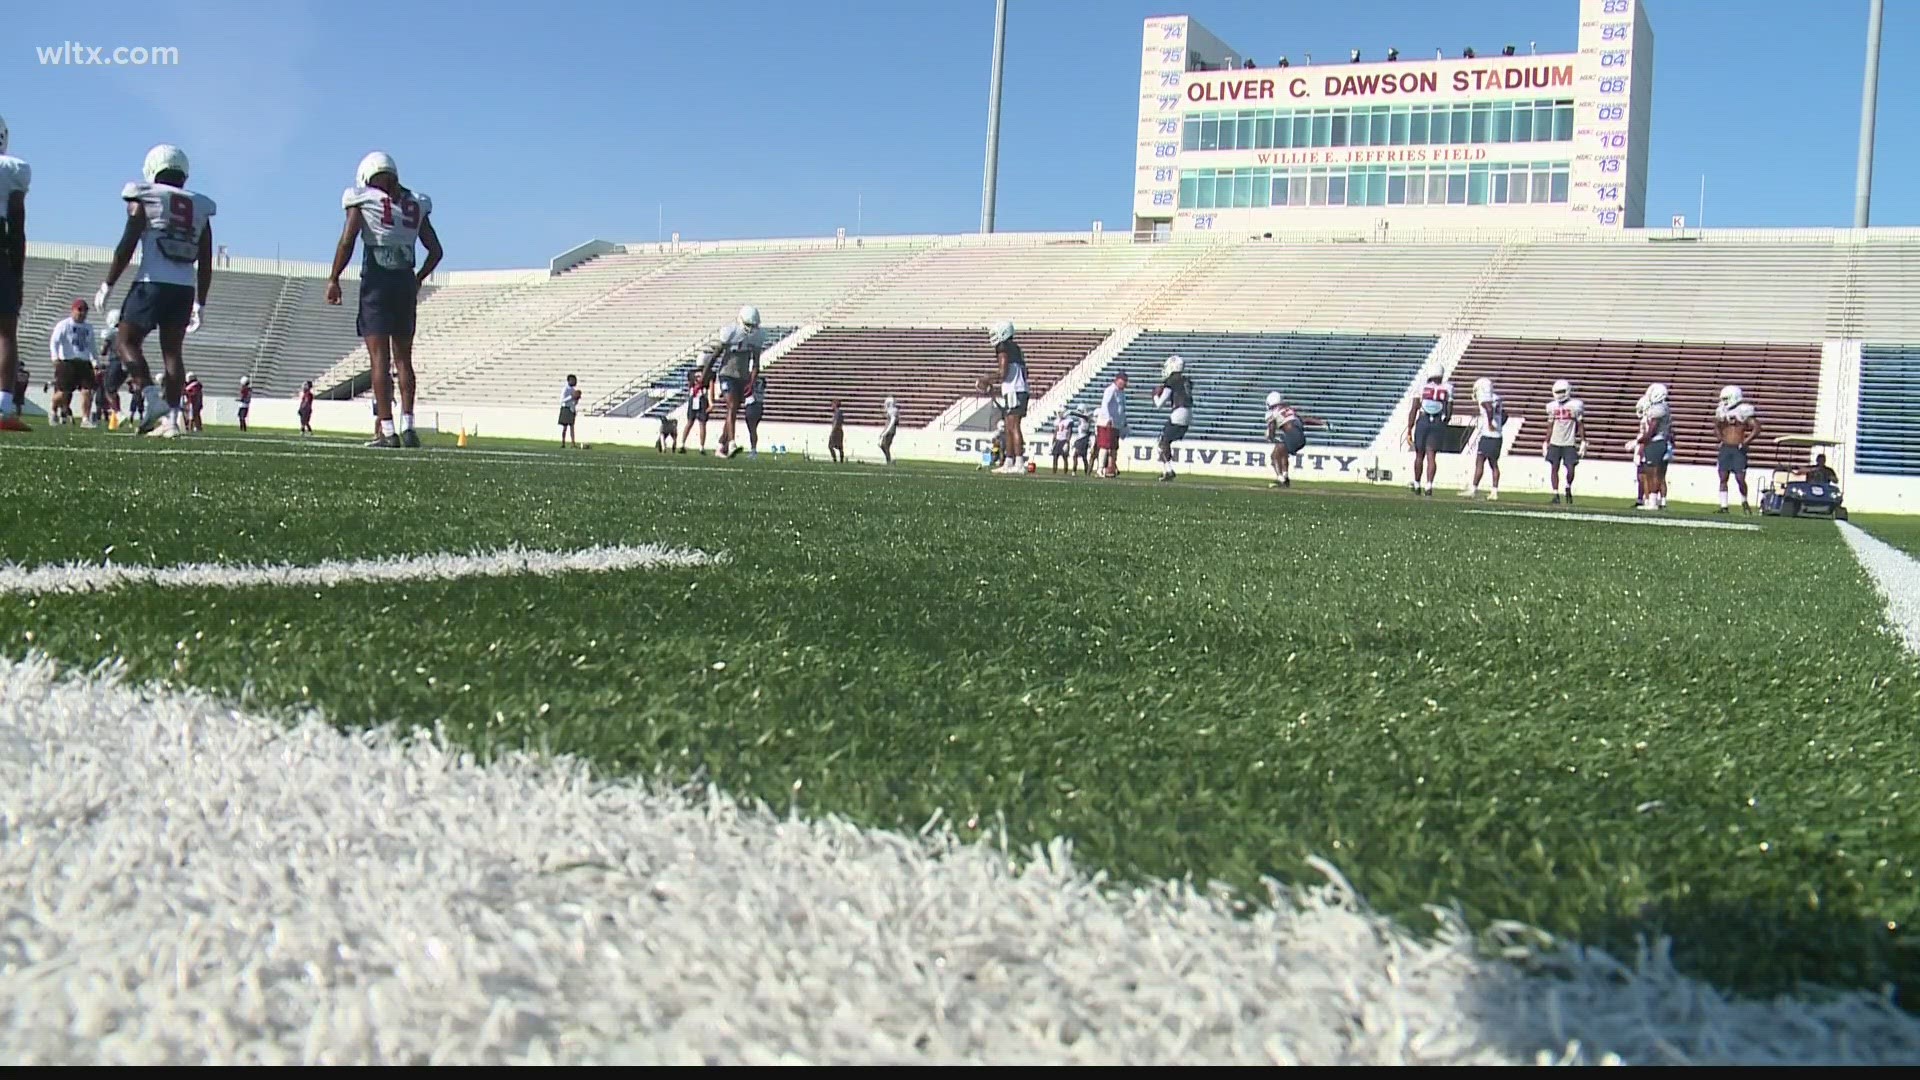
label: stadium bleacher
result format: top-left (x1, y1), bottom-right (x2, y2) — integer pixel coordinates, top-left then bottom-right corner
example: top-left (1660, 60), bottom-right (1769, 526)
top-left (760, 327), bottom-right (1110, 427)
top-left (823, 239), bottom-right (1215, 329)
top-left (1449, 337), bottom-right (1822, 468)
top-left (1058, 330), bottom-right (1436, 447)
top-left (431, 246), bottom-right (931, 412)
top-left (1148, 241), bottom-right (1501, 333)
top-left (1857, 345), bottom-right (1920, 476)
top-left (16, 254), bottom-right (365, 398)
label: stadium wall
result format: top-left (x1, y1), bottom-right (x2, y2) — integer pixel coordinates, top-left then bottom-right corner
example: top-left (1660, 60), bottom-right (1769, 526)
top-left (220, 392), bottom-right (1920, 514)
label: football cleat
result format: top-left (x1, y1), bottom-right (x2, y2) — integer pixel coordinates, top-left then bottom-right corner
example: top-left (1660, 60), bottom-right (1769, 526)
top-left (400, 428), bottom-right (422, 448)
top-left (366, 433), bottom-right (399, 448)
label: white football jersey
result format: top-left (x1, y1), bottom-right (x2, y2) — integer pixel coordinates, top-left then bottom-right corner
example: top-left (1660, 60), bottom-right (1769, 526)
top-left (122, 181), bottom-right (216, 287)
top-left (704, 322), bottom-right (762, 380)
top-left (342, 184), bottom-right (432, 272)
top-left (1545, 397), bottom-right (1585, 446)
top-left (884, 398), bottom-right (899, 428)
top-left (0, 155), bottom-right (29, 206)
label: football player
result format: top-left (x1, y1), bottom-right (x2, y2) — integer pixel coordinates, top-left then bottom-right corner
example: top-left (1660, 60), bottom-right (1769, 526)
top-left (988, 320), bottom-right (1028, 474)
top-left (1460, 377), bottom-right (1507, 500)
top-left (95, 144), bottom-right (215, 438)
top-left (1403, 362), bottom-right (1452, 496)
top-left (1628, 382), bottom-right (1673, 510)
top-left (326, 151), bottom-right (442, 448)
top-left (1541, 378), bottom-right (1587, 505)
top-left (880, 394), bottom-right (899, 464)
top-left (0, 114), bottom-right (28, 431)
top-left (1713, 385), bottom-right (1761, 514)
top-left (699, 305), bottom-right (761, 459)
top-left (1153, 354), bottom-right (1194, 482)
top-left (236, 374), bottom-right (252, 432)
top-left (742, 371), bottom-right (765, 456)
top-left (1265, 390), bottom-right (1325, 489)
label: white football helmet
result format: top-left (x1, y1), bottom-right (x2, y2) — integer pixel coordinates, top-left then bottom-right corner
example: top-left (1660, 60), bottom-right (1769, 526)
top-left (240, 375), bottom-right (250, 387)
top-left (1266, 390), bottom-right (1283, 408)
top-left (143, 144), bottom-right (189, 183)
top-left (737, 304), bottom-right (760, 329)
top-left (1473, 377), bottom-right (1494, 403)
top-left (1719, 385), bottom-right (1743, 408)
top-left (1163, 354), bottom-right (1184, 378)
top-left (356, 151), bottom-right (399, 187)
top-left (1552, 378), bottom-right (1572, 401)
top-left (1424, 361), bottom-right (1445, 382)
top-left (987, 319), bottom-right (1015, 347)
top-left (1646, 383), bottom-right (1669, 405)
top-left (0, 114), bottom-right (9, 155)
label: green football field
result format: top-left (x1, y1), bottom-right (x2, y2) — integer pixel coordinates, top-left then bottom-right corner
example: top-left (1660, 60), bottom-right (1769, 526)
top-left (4, 427), bottom-right (1918, 1006)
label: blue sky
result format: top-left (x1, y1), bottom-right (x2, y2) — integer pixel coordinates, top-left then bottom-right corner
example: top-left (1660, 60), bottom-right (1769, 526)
top-left (2, 0), bottom-right (1913, 269)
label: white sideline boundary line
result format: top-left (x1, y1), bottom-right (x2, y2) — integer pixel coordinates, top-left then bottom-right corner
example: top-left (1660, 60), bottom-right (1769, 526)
top-left (4, 654), bottom-right (1920, 1065)
top-left (1464, 509), bottom-right (1761, 532)
top-left (0, 543), bottom-right (720, 598)
top-left (1837, 521), bottom-right (1920, 657)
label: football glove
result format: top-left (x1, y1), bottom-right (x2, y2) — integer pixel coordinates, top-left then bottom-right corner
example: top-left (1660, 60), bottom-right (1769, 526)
top-left (93, 282), bottom-right (111, 310)
top-left (186, 303), bottom-right (203, 334)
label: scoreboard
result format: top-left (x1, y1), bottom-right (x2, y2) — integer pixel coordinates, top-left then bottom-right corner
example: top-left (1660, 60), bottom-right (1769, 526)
top-left (1133, 0), bottom-right (1654, 235)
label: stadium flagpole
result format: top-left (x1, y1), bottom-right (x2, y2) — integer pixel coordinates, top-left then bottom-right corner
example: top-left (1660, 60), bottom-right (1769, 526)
top-left (1853, 0), bottom-right (1884, 228)
top-left (980, 0), bottom-right (1008, 233)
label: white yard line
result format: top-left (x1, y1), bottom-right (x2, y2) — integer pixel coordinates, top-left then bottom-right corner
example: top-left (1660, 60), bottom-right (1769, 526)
top-left (1464, 509), bottom-right (1762, 532)
top-left (3, 654), bottom-right (1918, 1065)
top-left (0, 543), bottom-right (720, 598)
top-left (1837, 521), bottom-right (1920, 657)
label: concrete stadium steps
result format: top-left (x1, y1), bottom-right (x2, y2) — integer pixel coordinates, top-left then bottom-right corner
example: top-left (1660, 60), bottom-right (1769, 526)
top-left (257, 278), bottom-right (363, 396)
top-left (434, 246), bottom-right (929, 411)
top-left (1450, 337), bottom-right (1822, 468)
top-left (1060, 330), bottom-right (1436, 448)
top-left (1149, 240), bottom-right (1503, 333)
top-left (823, 239), bottom-right (1217, 329)
top-left (759, 328), bottom-right (1109, 428)
top-left (1857, 345), bottom-right (1920, 476)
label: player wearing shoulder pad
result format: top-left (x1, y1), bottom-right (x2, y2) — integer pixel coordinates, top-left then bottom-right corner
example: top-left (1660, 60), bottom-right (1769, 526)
top-left (96, 144), bottom-right (216, 438)
top-left (1630, 382), bottom-right (1672, 510)
top-left (327, 151), bottom-right (442, 448)
top-left (1541, 378), bottom-right (1586, 505)
top-left (1461, 377), bottom-right (1506, 500)
top-left (879, 394), bottom-right (900, 464)
top-left (1713, 385), bottom-right (1761, 513)
top-left (699, 304), bottom-right (761, 459)
top-left (1153, 355), bottom-right (1194, 482)
top-left (0, 114), bottom-right (34, 430)
top-left (1403, 361), bottom-right (1453, 496)
top-left (1264, 390), bottom-right (1325, 489)
top-left (987, 320), bottom-right (1028, 474)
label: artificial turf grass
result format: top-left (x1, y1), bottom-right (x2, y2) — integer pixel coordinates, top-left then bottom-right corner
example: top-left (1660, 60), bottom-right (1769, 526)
top-left (4, 436), bottom-right (1918, 1004)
